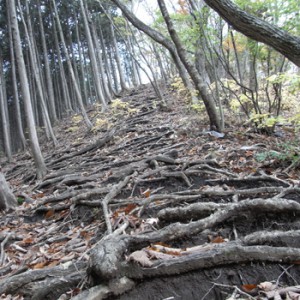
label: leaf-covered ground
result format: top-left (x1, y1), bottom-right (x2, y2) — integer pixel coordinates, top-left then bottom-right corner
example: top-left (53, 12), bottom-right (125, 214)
top-left (1, 84), bottom-right (300, 300)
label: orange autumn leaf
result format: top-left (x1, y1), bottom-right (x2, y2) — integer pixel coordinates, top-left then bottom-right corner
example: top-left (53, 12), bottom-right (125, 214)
top-left (142, 189), bottom-right (151, 198)
top-left (123, 203), bottom-right (137, 214)
top-left (45, 210), bottom-right (55, 219)
top-left (211, 236), bottom-right (225, 244)
top-left (241, 284), bottom-right (257, 292)
top-left (47, 260), bottom-right (59, 267)
top-left (32, 262), bottom-right (47, 269)
top-left (22, 237), bottom-right (35, 245)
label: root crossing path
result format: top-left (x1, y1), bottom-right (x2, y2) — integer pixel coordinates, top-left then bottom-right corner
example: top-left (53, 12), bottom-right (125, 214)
top-left (1, 84), bottom-right (300, 300)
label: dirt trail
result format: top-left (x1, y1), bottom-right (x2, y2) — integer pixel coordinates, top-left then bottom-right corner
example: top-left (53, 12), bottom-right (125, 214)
top-left (1, 84), bottom-right (300, 300)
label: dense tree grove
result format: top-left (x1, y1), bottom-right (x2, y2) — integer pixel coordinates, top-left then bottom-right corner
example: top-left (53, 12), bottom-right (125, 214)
top-left (0, 0), bottom-right (299, 182)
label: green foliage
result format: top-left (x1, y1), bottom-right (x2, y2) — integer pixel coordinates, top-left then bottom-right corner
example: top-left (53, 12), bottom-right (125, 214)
top-left (249, 113), bottom-right (286, 132)
top-left (17, 197), bottom-right (25, 205)
top-left (267, 72), bottom-right (300, 95)
top-left (255, 141), bottom-right (300, 169)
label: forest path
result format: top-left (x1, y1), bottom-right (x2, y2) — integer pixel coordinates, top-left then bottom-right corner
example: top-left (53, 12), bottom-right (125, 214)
top-left (1, 84), bottom-right (300, 300)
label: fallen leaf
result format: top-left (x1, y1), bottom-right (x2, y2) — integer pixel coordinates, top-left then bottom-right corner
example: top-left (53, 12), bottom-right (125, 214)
top-left (210, 236), bottom-right (226, 244)
top-left (32, 262), bottom-right (47, 269)
top-left (241, 284), bottom-right (257, 292)
top-left (45, 210), bottom-right (55, 219)
top-left (142, 189), bottom-right (151, 198)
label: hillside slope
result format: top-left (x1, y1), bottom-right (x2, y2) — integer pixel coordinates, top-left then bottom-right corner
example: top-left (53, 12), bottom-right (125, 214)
top-left (1, 84), bottom-right (300, 300)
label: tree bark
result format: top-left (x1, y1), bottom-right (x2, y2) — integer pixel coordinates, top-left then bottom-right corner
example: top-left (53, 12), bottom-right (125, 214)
top-left (0, 173), bottom-right (17, 211)
top-left (8, 0), bottom-right (47, 179)
top-left (0, 52), bottom-right (12, 162)
top-left (157, 0), bottom-right (222, 131)
top-left (7, 8), bottom-right (26, 151)
top-left (79, 0), bottom-right (108, 110)
top-left (37, 0), bottom-right (57, 123)
top-left (51, 0), bottom-right (92, 129)
top-left (203, 0), bottom-right (300, 67)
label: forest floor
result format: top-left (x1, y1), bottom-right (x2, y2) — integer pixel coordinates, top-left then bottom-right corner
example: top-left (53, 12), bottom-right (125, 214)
top-left (1, 84), bottom-right (300, 300)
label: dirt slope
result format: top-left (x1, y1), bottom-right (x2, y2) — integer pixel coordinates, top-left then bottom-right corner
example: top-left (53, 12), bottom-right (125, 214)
top-left (1, 84), bottom-right (300, 300)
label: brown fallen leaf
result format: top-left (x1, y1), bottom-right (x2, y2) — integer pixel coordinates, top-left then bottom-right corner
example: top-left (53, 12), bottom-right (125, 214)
top-left (241, 284), bottom-right (257, 292)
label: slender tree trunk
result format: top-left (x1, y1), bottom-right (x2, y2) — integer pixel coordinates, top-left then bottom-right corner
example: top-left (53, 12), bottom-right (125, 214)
top-left (99, 27), bottom-right (116, 96)
top-left (0, 54), bottom-right (12, 162)
top-left (74, 20), bottom-right (88, 105)
top-left (79, 0), bottom-right (109, 106)
top-left (51, 0), bottom-right (92, 128)
top-left (157, 0), bottom-right (222, 131)
top-left (91, 22), bottom-right (111, 102)
top-left (37, 0), bottom-right (57, 123)
top-left (7, 8), bottom-right (26, 150)
top-left (8, 0), bottom-right (47, 179)
top-left (108, 44), bottom-right (119, 93)
top-left (20, 0), bottom-right (58, 146)
top-left (110, 23), bottom-right (129, 92)
top-left (52, 14), bottom-right (72, 113)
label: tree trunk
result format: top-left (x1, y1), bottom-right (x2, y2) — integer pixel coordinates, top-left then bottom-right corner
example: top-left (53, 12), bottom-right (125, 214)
top-left (0, 52), bottom-right (12, 162)
top-left (0, 173), bottom-right (17, 211)
top-left (7, 8), bottom-right (26, 151)
top-left (157, 0), bottom-right (222, 131)
top-left (37, 0), bottom-right (57, 123)
top-left (20, 0), bottom-right (58, 146)
top-left (51, 0), bottom-right (92, 128)
top-left (110, 22), bottom-right (129, 92)
top-left (79, 0), bottom-right (108, 110)
top-left (203, 0), bottom-right (300, 67)
top-left (8, 0), bottom-right (47, 179)
top-left (51, 13), bottom-right (73, 113)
